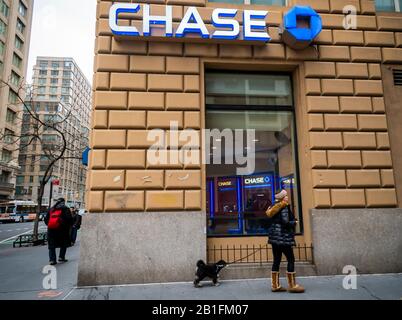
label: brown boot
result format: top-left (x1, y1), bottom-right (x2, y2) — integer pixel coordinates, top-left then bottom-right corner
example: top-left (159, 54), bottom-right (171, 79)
top-left (286, 272), bottom-right (305, 293)
top-left (271, 271), bottom-right (286, 292)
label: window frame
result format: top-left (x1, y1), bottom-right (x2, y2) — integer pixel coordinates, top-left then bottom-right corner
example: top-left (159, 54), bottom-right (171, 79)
top-left (205, 70), bottom-right (304, 238)
top-left (375, 0), bottom-right (401, 12)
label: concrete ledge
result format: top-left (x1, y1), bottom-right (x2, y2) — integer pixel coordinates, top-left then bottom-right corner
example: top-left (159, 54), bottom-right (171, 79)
top-left (220, 262), bottom-right (317, 280)
top-left (77, 211), bottom-right (206, 286)
top-left (311, 208), bottom-right (402, 275)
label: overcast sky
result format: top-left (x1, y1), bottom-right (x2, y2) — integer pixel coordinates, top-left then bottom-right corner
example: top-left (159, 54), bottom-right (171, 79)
top-left (27, 0), bottom-right (97, 84)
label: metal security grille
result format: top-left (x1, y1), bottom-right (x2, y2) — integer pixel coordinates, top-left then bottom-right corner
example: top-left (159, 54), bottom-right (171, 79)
top-left (207, 243), bottom-right (314, 265)
top-left (393, 69), bottom-right (402, 86)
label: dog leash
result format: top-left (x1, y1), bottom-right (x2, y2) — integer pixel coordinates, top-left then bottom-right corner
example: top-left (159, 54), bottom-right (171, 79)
top-left (226, 248), bottom-right (264, 265)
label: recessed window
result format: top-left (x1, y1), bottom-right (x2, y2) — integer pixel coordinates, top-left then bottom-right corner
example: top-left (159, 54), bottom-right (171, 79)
top-left (1, 149), bottom-right (12, 163)
top-left (16, 18), bottom-right (25, 34)
top-left (205, 72), bottom-right (302, 237)
top-left (0, 40), bottom-right (5, 56)
top-left (12, 53), bottom-right (22, 69)
top-left (4, 129), bottom-right (14, 144)
top-left (19, 1), bottom-right (27, 17)
top-left (0, 0), bottom-right (9, 18)
top-left (375, 0), bottom-right (402, 12)
top-left (10, 71), bottom-right (21, 86)
top-left (15, 36), bottom-right (23, 51)
top-left (8, 89), bottom-right (18, 104)
top-left (6, 108), bottom-right (16, 124)
top-left (0, 19), bottom-right (6, 36)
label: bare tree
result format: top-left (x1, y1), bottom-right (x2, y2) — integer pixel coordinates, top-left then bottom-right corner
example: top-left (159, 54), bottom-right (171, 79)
top-left (0, 79), bottom-right (88, 241)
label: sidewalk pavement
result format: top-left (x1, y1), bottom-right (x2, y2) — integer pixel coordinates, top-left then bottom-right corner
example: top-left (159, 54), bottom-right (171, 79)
top-left (0, 232), bottom-right (401, 300)
top-left (64, 273), bottom-right (402, 300)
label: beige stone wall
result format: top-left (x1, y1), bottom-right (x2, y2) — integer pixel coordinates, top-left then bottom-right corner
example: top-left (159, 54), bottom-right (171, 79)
top-left (90, 0), bottom-right (402, 246)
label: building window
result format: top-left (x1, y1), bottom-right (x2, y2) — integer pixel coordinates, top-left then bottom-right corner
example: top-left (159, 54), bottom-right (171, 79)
top-left (50, 86), bottom-right (57, 94)
top-left (64, 61), bottom-right (72, 69)
top-left (6, 108), bottom-right (16, 124)
top-left (0, 40), bottom-right (5, 56)
top-left (63, 71), bottom-right (72, 78)
top-left (208, 0), bottom-right (286, 5)
top-left (1, 149), bottom-right (12, 163)
top-left (205, 72), bottom-right (301, 237)
top-left (4, 129), bottom-right (14, 144)
top-left (10, 71), bottom-right (21, 86)
top-left (39, 60), bottom-right (48, 68)
top-left (15, 36), bottom-right (23, 51)
top-left (61, 87), bottom-right (70, 95)
top-left (0, 19), bottom-right (6, 36)
top-left (51, 70), bottom-right (59, 76)
top-left (375, 0), bottom-right (402, 11)
top-left (16, 176), bottom-right (25, 185)
top-left (16, 18), bottom-right (25, 34)
top-left (8, 90), bottom-right (18, 104)
top-left (12, 53), bottom-right (22, 69)
top-left (38, 78), bottom-right (46, 85)
top-left (0, 0), bottom-right (9, 17)
top-left (39, 70), bottom-right (47, 76)
top-left (51, 78), bottom-right (58, 85)
top-left (19, 1), bottom-right (27, 17)
top-left (15, 186), bottom-right (24, 195)
top-left (38, 86), bottom-right (46, 94)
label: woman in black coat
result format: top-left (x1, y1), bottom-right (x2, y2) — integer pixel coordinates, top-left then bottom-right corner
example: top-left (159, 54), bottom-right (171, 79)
top-left (44, 198), bottom-right (73, 265)
top-left (266, 190), bottom-right (304, 293)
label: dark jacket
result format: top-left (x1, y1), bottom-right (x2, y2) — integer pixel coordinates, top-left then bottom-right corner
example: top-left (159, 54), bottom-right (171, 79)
top-left (44, 200), bottom-right (74, 249)
top-left (73, 213), bottom-right (82, 230)
top-left (266, 201), bottom-right (297, 247)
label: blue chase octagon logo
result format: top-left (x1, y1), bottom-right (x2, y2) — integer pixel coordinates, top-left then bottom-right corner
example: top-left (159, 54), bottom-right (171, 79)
top-left (282, 5), bottom-right (322, 50)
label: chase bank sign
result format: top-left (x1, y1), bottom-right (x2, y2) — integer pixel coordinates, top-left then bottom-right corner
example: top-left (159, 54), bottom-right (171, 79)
top-left (109, 3), bottom-right (322, 46)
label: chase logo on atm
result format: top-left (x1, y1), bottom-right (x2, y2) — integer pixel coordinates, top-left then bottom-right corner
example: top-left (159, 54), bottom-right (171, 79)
top-left (244, 176), bottom-right (271, 185)
top-left (218, 181), bottom-right (233, 187)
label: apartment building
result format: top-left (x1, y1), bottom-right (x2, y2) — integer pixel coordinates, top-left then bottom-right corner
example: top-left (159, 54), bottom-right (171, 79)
top-left (0, 0), bottom-right (33, 200)
top-left (79, 0), bottom-right (402, 285)
top-left (15, 57), bottom-right (92, 208)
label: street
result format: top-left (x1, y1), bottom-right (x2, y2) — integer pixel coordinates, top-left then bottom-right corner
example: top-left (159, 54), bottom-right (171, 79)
top-left (0, 222), bottom-right (79, 300)
top-left (0, 221), bottom-right (46, 244)
top-left (0, 228), bottom-right (401, 300)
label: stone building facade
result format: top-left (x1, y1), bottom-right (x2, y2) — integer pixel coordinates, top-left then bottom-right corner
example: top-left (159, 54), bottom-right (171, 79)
top-left (0, 0), bottom-right (33, 200)
top-left (79, 0), bottom-right (402, 285)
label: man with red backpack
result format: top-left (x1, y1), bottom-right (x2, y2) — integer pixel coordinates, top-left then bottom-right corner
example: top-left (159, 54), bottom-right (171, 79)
top-left (44, 198), bottom-right (74, 265)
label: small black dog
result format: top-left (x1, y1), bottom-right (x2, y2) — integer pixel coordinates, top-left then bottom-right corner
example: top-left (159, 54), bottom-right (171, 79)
top-left (194, 260), bottom-right (227, 288)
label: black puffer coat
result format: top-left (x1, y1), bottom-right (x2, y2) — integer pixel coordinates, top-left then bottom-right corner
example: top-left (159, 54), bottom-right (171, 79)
top-left (44, 200), bottom-right (73, 249)
top-left (267, 203), bottom-right (297, 247)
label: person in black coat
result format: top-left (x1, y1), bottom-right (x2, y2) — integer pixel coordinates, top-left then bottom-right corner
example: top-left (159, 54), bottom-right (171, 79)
top-left (266, 190), bottom-right (304, 293)
top-left (44, 198), bottom-right (73, 265)
top-left (70, 209), bottom-right (82, 245)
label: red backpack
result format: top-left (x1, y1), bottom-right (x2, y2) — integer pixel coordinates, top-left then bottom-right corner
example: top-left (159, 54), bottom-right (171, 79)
top-left (48, 209), bottom-right (62, 229)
